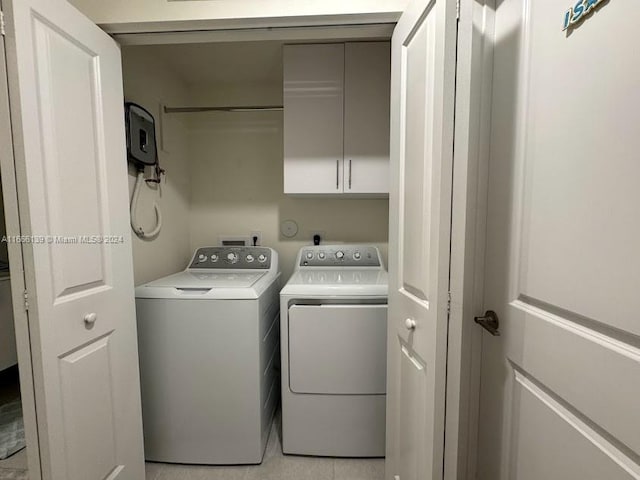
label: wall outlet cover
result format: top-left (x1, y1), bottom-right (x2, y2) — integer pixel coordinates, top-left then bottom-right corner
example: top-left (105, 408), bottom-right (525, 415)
top-left (250, 231), bottom-right (262, 246)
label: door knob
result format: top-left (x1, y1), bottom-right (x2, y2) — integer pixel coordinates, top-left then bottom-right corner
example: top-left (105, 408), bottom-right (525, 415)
top-left (474, 310), bottom-right (500, 336)
top-left (404, 318), bottom-right (417, 330)
top-left (84, 313), bottom-right (98, 325)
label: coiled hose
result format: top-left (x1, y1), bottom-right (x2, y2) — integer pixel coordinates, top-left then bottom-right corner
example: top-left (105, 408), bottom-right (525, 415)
top-left (130, 170), bottom-right (162, 239)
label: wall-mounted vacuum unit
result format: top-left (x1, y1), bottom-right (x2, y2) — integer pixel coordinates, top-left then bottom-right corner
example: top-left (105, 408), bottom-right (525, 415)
top-left (125, 102), bottom-right (165, 239)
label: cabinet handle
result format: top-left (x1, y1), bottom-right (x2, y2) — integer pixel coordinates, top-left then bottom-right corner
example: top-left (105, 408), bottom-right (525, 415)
top-left (348, 159), bottom-right (352, 189)
top-left (336, 160), bottom-right (340, 189)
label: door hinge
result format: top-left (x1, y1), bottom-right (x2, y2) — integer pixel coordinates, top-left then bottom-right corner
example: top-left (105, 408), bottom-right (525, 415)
top-left (23, 289), bottom-right (29, 312)
top-left (0, 10), bottom-right (6, 36)
top-left (447, 291), bottom-right (452, 315)
top-left (456, 0), bottom-right (461, 20)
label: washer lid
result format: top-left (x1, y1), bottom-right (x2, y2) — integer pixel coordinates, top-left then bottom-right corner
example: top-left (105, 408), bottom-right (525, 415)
top-left (135, 270), bottom-right (279, 300)
top-left (145, 270), bottom-right (266, 289)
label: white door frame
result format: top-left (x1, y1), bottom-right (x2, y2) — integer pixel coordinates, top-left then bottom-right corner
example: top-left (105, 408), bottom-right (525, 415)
top-left (445, 1), bottom-right (495, 478)
top-left (0, 3), bottom-right (495, 478)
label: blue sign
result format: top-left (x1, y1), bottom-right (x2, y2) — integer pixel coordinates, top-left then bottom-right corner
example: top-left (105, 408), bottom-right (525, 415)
top-left (563, 0), bottom-right (606, 30)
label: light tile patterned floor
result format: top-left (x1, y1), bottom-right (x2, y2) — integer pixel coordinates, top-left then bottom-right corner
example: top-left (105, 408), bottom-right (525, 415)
top-left (0, 446), bottom-right (27, 480)
top-left (0, 469), bottom-right (28, 480)
top-left (0, 449), bottom-right (26, 471)
top-left (0, 407), bottom-right (385, 480)
top-left (0, 370), bottom-right (27, 480)
top-left (145, 415), bottom-right (384, 480)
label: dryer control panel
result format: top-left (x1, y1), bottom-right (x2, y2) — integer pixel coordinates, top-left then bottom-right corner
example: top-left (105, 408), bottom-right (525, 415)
top-left (188, 247), bottom-right (273, 269)
top-left (298, 245), bottom-right (382, 268)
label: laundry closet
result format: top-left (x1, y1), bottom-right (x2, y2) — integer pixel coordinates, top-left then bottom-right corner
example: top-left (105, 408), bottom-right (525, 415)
top-left (119, 37), bottom-right (393, 475)
top-left (0, 0), bottom-right (470, 475)
top-left (121, 40), bottom-right (392, 286)
top-left (0, 3), bottom-right (398, 472)
top-left (4, 0), bottom-right (638, 478)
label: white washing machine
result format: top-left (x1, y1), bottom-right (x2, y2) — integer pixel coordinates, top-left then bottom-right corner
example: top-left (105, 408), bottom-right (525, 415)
top-left (135, 246), bottom-right (280, 465)
top-left (280, 245), bottom-right (388, 457)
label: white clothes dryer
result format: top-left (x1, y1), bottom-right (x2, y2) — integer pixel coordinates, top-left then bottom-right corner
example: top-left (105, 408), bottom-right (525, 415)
top-left (280, 245), bottom-right (388, 457)
top-left (135, 247), bottom-right (280, 465)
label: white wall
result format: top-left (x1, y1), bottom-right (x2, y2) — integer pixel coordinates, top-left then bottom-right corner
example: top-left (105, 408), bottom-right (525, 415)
top-left (187, 87), bottom-right (389, 282)
top-left (122, 47), bottom-right (193, 285)
top-left (67, 0), bottom-right (407, 32)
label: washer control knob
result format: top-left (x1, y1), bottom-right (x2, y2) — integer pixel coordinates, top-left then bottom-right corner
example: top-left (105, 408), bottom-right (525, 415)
top-left (246, 254), bottom-right (255, 263)
top-left (306, 251), bottom-right (314, 260)
top-left (258, 254), bottom-right (267, 263)
top-left (335, 251), bottom-right (345, 260)
top-left (226, 252), bottom-right (239, 263)
top-left (198, 254), bottom-right (207, 263)
top-left (318, 252), bottom-right (326, 260)
top-left (353, 252), bottom-right (361, 260)
top-left (210, 254), bottom-right (218, 262)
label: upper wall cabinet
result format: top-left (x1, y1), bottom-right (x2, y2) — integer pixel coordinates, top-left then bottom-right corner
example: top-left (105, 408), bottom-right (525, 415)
top-left (283, 42), bottom-right (391, 196)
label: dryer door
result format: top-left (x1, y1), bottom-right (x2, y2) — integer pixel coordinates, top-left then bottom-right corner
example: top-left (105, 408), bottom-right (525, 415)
top-left (288, 304), bottom-right (387, 394)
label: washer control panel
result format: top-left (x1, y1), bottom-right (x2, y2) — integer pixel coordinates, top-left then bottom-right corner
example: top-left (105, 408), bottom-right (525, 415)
top-left (189, 247), bottom-right (272, 269)
top-left (299, 245), bottom-right (381, 267)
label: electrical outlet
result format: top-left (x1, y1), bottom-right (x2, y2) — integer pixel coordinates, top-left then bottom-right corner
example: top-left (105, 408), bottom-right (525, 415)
top-left (250, 231), bottom-right (262, 246)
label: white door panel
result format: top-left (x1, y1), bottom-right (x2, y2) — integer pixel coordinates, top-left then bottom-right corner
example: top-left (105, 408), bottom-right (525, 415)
top-left (3, 0), bottom-right (145, 478)
top-left (509, 368), bottom-right (639, 480)
top-left (400, 9), bottom-right (436, 308)
top-left (478, 0), bottom-right (640, 478)
top-left (386, 0), bottom-right (458, 478)
top-left (397, 344), bottom-right (429, 480)
top-left (32, 18), bottom-right (108, 299)
top-left (59, 336), bottom-right (120, 480)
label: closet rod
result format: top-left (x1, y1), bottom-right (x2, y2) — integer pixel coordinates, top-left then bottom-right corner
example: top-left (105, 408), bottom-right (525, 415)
top-left (163, 105), bottom-right (283, 113)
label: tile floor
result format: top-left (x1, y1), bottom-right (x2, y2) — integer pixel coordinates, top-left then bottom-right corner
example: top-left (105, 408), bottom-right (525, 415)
top-left (145, 413), bottom-right (385, 480)
top-left (0, 448), bottom-right (27, 471)
top-left (0, 403), bottom-right (385, 480)
top-left (0, 368), bottom-right (27, 480)
top-left (0, 449), bottom-right (27, 480)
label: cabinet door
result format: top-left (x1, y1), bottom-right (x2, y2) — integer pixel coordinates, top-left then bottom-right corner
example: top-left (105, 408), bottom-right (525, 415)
top-left (284, 44), bottom-right (344, 194)
top-left (344, 42), bottom-right (391, 195)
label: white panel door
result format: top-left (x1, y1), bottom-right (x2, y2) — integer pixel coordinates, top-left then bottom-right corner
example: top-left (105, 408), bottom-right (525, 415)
top-left (478, 0), bottom-right (640, 479)
top-left (344, 42), bottom-right (391, 195)
top-left (3, 0), bottom-right (145, 479)
top-left (283, 43), bottom-right (344, 194)
top-left (385, 0), bottom-right (458, 479)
